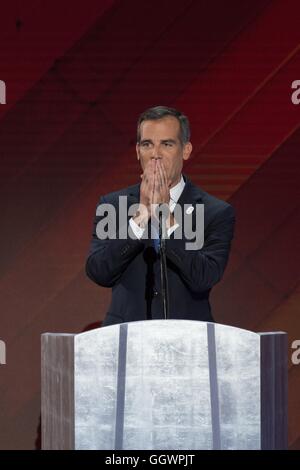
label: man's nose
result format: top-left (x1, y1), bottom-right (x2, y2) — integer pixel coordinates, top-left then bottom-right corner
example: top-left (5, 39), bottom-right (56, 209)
top-left (151, 146), bottom-right (162, 159)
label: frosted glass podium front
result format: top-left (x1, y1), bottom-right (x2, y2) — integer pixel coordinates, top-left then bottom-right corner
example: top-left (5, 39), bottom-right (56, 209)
top-left (41, 320), bottom-right (287, 450)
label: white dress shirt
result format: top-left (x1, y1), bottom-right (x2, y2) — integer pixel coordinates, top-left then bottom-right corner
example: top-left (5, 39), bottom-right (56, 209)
top-left (129, 174), bottom-right (185, 240)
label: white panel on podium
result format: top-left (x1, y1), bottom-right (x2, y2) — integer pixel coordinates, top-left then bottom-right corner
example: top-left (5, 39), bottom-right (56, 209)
top-left (42, 320), bottom-right (287, 450)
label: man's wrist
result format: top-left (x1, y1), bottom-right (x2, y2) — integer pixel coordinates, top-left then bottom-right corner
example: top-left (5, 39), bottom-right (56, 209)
top-left (132, 207), bottom-right (149, 229)
top-left (166, 213), bottom-right (176, 230)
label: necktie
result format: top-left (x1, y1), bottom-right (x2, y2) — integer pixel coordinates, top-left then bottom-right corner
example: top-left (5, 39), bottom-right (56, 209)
top-left (151, 223), bottom-right (160, 253)
top-left (152, 233), bottom-right (160, 253)
top-left (151, 199), bottom-right (175, 253)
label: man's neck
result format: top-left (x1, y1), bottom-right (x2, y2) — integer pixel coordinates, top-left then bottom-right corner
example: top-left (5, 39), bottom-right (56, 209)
top-left (169, 175), bottom-right (181, 189)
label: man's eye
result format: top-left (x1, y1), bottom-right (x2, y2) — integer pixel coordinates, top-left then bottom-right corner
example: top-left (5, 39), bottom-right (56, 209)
top-left (141, 142), bottom-right (150, 148)
top-left (164, 142), bottom-right (173, 147)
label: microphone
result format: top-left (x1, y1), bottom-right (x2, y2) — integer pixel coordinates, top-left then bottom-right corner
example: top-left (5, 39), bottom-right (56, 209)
top-left (158, 210), bottom-right (169, 320)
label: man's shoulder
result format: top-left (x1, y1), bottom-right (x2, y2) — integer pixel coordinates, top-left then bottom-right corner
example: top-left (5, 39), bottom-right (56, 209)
top-left (97, 183), bottom-right (140, 205)
top-left (187, 178), bottom-right (234, 217)
top-left (200, 188), bottom-right (233, 212)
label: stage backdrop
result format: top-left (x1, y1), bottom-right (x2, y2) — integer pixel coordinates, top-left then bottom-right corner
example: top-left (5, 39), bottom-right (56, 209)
top-left (0, 0), bottom-right (299, 449)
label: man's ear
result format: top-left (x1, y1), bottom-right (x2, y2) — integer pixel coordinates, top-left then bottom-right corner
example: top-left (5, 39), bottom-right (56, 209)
top-left (183, 142), bottom-right (192, 161)
top-left (136, 143), bottom-right (140, 161)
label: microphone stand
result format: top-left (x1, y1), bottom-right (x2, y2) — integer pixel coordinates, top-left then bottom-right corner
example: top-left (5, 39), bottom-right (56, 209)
top-left (159, 211), bottom-right (169, 320)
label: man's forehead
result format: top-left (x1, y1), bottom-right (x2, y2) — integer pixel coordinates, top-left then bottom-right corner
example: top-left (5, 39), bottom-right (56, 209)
top-left (140, 116), bottom-right (180, 139)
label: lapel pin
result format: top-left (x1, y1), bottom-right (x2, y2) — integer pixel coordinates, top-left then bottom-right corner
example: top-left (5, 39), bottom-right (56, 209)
top-left (186, 206), bottom-right (194, 215)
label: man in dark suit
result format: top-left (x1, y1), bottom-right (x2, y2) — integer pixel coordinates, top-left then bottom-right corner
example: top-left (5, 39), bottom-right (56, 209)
top-left (86, 106), bottom-right (235, 326)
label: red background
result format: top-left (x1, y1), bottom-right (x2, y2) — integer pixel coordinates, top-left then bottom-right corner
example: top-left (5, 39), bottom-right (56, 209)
top-left (0, 0), bottom-right (300, 449)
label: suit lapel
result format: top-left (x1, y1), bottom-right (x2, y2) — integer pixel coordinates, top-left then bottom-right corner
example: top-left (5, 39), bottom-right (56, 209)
top-left (174, 175), bottom-right (203, 234)
top-left (128, 184), bottom-right (140, 206)
top-left (177, 174), bottom-right (203, 206)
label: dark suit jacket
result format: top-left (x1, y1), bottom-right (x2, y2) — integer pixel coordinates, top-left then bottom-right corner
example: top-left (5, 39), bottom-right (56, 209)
top-left (86, 175), bottom-right (235, 326)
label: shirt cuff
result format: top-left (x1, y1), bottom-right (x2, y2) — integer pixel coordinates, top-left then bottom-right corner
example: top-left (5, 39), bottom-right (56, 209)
top-left (129, 217), bottom-right (145, 240)
top-left (167, 223), bottom-right (180, 237)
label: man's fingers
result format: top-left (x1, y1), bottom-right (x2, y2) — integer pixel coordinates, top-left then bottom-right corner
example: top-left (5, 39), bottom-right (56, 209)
top-left (141, 160), bottom-right (155, 184)
top-left (158, 160), bottom-right (168, 188)
top-left (157, 162), bottom-right (163, 189)
top-left (141, 159), bottom-right (170, 207)
top-left (157, 160), bottom-right (168, 191)
top-left (149, 160), bottom-right (156, 201)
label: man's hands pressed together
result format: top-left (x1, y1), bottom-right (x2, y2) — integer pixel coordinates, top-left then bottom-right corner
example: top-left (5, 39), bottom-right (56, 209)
top-left (133, 159), bottom-right (176, 230)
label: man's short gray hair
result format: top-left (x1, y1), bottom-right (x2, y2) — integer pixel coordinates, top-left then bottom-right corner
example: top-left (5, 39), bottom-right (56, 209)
top-left (137, 105), bottom-right (191, 145)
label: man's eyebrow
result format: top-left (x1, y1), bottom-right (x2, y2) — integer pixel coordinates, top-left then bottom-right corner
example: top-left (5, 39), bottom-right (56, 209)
top-left (139, 138), bottom-right (178, 144)
top-left (161, 139), bottom-right (177, 143)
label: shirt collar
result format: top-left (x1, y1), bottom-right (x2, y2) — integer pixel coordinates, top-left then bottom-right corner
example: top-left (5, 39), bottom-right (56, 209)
top-left (170, 174), bottom-right (185, 203)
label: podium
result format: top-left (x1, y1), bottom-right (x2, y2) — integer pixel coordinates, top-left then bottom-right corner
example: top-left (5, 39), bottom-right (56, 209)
top-left (41, 320), bottom-right (287, 450)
